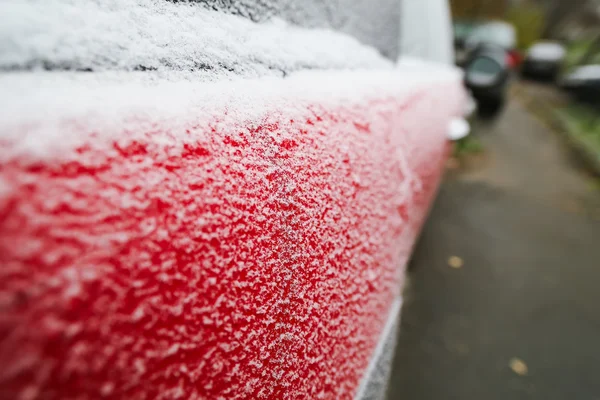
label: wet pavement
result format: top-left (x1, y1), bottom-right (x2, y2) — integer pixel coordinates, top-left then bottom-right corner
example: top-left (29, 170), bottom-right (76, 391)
top-left (387, 83), bottom-right (600, 400)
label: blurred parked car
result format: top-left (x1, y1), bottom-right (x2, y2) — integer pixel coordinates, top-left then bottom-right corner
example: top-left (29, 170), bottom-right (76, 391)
top-left (464, 21), bottom-right (521, 68)
top-left (560, 65), bottom-right (600, 105)
top-left (521, 41), bottom-right (566, 81)
top-left (463, 43), bottom-right (512, 115)
top-left (455, 21), bottom-right (518, 117)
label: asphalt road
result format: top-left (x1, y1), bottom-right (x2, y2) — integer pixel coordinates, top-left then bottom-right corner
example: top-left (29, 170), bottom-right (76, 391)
top-left (387, 83), bottom-right (600, 400)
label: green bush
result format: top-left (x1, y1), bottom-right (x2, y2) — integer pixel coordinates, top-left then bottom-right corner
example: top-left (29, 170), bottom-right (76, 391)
top-left (556, 104), bottom-right (600, 168)
top-left (563, 36), bottom-right (600, 72)
top-left (565, 39), bottom-right (593, 66)
top-left (454, 136), bottom-right (484, 157)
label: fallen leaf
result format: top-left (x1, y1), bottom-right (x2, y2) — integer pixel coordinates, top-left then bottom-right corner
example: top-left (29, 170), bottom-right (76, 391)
top-left (509, 358), bottom-right (528, 376)
top-left (448, 256), bottom-right (464, 269)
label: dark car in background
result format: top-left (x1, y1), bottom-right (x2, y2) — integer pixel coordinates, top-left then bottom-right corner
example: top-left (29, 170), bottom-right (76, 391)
top-left (560, 64), bottom-right (600, 105)
top-left (522, 41), bottom-right (566, 81)
top-left (559, 37), bottom-right (600, 106)
top-left (464, 21), bottom-right (520, 68)
top-left (455, 21), bottom-right (518, 116)
top-left (463, 43), bottom-right (512, 114)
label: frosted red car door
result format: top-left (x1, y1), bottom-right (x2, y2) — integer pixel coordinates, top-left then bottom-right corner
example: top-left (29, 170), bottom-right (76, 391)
top-left (0, 1), bottom-right (465, 399)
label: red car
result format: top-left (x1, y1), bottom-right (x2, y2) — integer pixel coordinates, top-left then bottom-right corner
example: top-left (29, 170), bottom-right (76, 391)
top-left (0, 0), bottom-right (467, 399)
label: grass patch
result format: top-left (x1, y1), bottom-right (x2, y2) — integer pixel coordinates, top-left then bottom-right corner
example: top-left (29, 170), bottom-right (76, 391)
top-left (555, 104), bottom-right (600, 173)
top-left (563, 37), bottom-right (600, 73)
top-left (453, 135), bottom-right (484, 157)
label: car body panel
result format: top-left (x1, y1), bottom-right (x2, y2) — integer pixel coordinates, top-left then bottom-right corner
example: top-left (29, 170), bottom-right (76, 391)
top-left (0, 1), bottom-right (464, 399)
top-left (0, 68), bottom-right (464, 399)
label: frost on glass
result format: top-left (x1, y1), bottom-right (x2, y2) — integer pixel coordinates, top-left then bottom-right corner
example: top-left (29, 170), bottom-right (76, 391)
top-left (0, 0), bottom-right (390, 76)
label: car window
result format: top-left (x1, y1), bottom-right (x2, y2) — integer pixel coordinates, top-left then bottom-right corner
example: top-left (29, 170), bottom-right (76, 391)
top-left (1, 0), bottom-right (394, 76)
top-left (195, 0), bottom-right (402, 60)
top-left (469, 57), bottom-right (501, 74)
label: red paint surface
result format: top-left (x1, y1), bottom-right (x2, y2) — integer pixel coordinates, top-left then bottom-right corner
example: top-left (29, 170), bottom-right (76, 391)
top-left (506, 49), bottom-right (523, 69)
top-left (0, 84), bottom-right (459, 399)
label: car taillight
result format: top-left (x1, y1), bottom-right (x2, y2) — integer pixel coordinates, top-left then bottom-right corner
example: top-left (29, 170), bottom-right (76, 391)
top-left (506, 50), bottom-right (521, 68)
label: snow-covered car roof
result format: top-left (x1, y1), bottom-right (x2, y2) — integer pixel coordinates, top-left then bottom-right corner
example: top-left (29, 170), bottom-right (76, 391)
top-left (566, 65), bottom-right (600, 81)
top-left (527, 41), bottom-right (566, 61)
